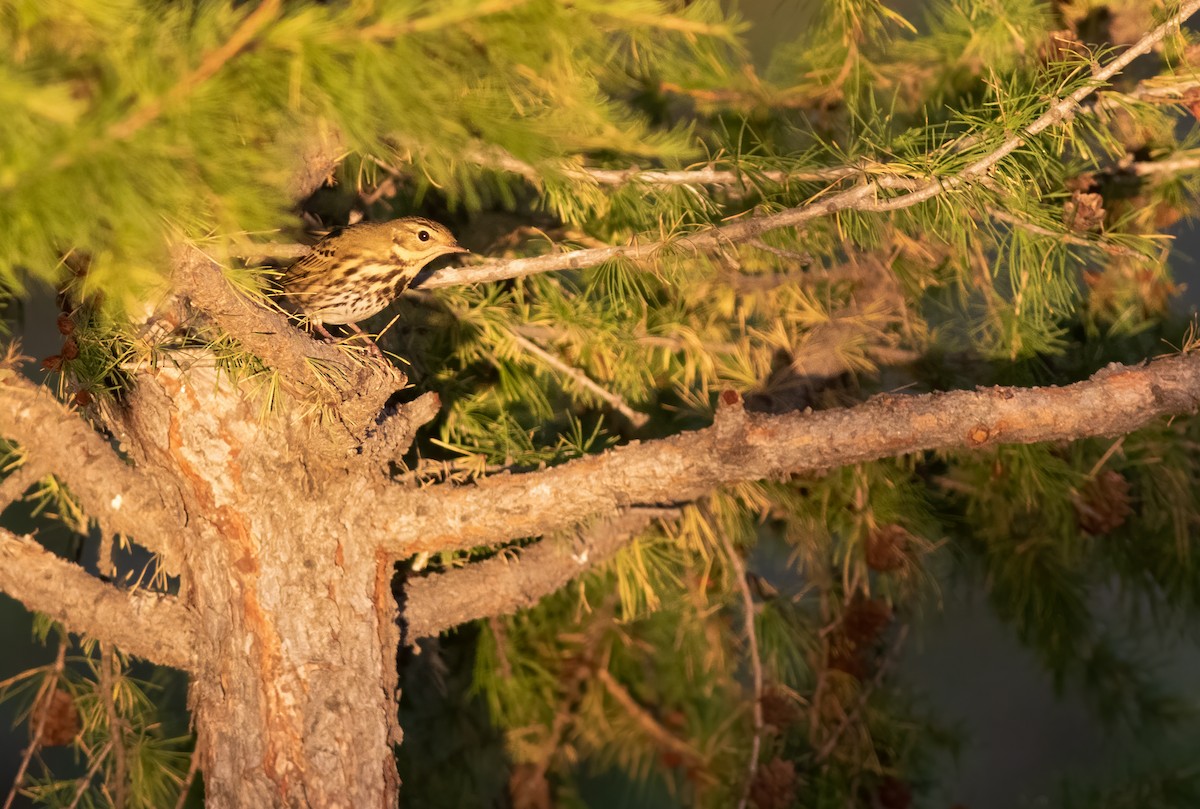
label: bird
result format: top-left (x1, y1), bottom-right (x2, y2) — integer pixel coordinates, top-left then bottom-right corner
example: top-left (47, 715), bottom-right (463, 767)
top-left (278, 217), bottom-right (467, 353)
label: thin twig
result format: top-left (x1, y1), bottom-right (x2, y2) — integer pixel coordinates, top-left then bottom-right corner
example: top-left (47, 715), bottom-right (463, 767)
top-left (1130, 153), bottom-right (1200, 176)
top-left (984, 206), bottom-right (1142, 258)
top-left (65, 741), bottom-right (115, 809)
top-left (509, 330), bottom-right (649, 428)
top-left (3, 637), bottom-right (68, 809)
top-left (173, 734), bottom-right (203, 809)
top-left (233, 136), bottom-right (1196, 268)
top-left (467, 145), bottom-right (871, 187)
top-left (719, 533), bottom-right (764, 809)
top-left (595, 667), bottom-right (703, 765)
top-left (99, 644), bottom-right (127, 809)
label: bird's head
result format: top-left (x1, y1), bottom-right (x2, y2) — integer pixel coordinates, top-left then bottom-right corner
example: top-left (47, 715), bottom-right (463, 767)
top-left (384, 217), bottom-right (468, 265)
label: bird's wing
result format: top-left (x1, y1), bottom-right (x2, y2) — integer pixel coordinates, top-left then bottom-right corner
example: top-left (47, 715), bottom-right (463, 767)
top-left (278, 243), bottom-right (344, 304)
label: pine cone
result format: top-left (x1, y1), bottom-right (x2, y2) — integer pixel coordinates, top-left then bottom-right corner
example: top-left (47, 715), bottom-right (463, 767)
top-left (749, 757), bottom-right (797, 809)
top-left (760, 686), bottom-right (802, 733)
top-left (842, 597), bottom-right (893, 647)
top-left (865, 525), bottom-right (910, 572)
top-left (35, 688), bottom-right (79, 747)
top-left (1073, 470), bottom-right (1132, 535)
top-left (1063, 191), bottom-right (1105, 232)
top-left (827, 645), bottom-right (869, 680)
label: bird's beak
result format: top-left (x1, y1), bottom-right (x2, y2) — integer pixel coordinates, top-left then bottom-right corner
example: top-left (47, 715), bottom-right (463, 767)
top-left (450, 244), bottom-right (470, 254)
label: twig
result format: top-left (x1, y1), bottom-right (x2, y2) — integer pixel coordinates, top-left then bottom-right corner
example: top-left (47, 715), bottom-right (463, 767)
top-left (233, 139), bottom-right (1199, 268)
top-left (3, 637), bottom-right (68, 809)
top-left (0, 528), bottom-right (196, 670)
top-left (99, 644), bottom-right (127, 809)
top-left (747, 239), bottom-right (814, 265)
top-left (1130, 153), bottom-right (1200, 176)
top-left (0, 367), bottom-right (184, 564)
top-left (509, 330), bottom-right (649, 428)
top-left (173, 734), bottom-right (203, 809)
top-left (371, 352), bottom-right (1200, 557)
top-left (595, 667), bottom-right (703, 765)
top-left (403, 509), bottom-right (670, 639)
top-left (466, 145), bottom-right (874, 187)
top-left (984, 206), bottom-right (1143, 258)
top-left (719, 533), bottom-right (763, 809)
top-left (65, 741), bottom-right (115, 809)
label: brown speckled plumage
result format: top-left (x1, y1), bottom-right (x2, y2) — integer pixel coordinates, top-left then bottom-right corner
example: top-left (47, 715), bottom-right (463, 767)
top-left (279, 217), bottom-right (466, 342)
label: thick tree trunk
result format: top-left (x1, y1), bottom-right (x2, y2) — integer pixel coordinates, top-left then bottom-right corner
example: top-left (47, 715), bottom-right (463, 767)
top-left (117, 359), bottom-right (398, 808)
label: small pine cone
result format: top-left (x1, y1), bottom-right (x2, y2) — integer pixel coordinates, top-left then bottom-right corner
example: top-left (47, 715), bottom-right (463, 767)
top-left (36, 688), bottom-right (79, 747)
top-left (1063, 191), bottom-right (1105, 232)
top-left (760, 685), bottom-right (802, 733)
top-left (876, 776), bottom-right (913, 809)
top-left (55, 312), bottom-right (75, 336)
top-left (842, 597), bottom-right (893, 647)
top-left (41, 355), bottom-right (62, 371)
top-left (60, 337), bottom-right (79, 361)
top-left (73, 389), bottom-right (93, 408)
top-left (749, 757), bottom-right (797, 809)
top-left (865, 525), bottom-right (910, 572)
top-left (1074, 470), bottom-right (1133, 535)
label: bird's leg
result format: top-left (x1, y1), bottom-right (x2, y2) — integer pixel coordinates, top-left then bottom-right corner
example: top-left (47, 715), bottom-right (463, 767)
top-left (312, 321), bottom-right (338, 342)
top-left (345, 321), bottom-right (384, 358)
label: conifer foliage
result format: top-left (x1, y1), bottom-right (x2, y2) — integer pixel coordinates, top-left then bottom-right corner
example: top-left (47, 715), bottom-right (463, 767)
top-left (3, 0), bottom-right (1200, 807)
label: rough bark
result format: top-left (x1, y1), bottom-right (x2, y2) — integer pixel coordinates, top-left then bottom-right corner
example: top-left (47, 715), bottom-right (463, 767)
top-left (0, 529), bottom-right (194, 669)
top-left (403, 509), bottom-right (665, 640)
top-left (0, 365), bottom-right (185, 568)
top-left (111, 360), bottom-right (399, 809)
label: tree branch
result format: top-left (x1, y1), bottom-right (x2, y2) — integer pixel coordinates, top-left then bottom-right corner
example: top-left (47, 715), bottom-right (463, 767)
top-left (412, 5), bottom-right (1198, 290)
top-left (0, 366), bottom-right (183, 564)
top-left (0, 464), bottom-right (41, 514)
top-left (722, 532), bottom-right (763, 809)
top-left (403, 509), bottom-right (667, 640)
top-left (509, 330), bottom-right (649, 429)
top-left (371, 353), bottom-right (1200, 556)
top-left (0, 529), bottom-right (196, 671)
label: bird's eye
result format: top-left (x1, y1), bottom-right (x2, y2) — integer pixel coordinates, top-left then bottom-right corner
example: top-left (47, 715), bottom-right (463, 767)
top-left (418, 230), bottom-right (430, 242)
